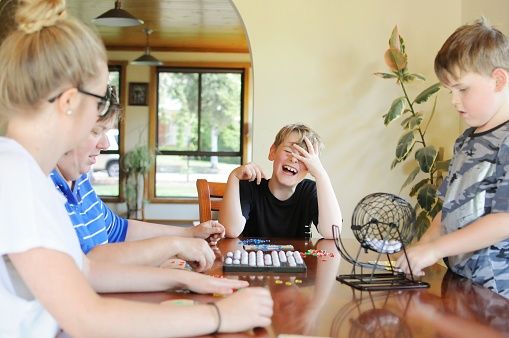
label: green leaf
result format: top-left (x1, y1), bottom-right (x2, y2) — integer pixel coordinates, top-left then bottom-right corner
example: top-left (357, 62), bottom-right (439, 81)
top-left (374, 72), bottom-right (398, 79)
top-left (409, 178), bottom-right (430, 197)
top-left (390, 158), bottom-right (400, 169)
top-left (434, 159), bottom-right (451, 172)
top-left (417, 183), bottom-right (437, 211)
top-left (411, 73), bottom-right (426, 81)
top-left (401, 165), bottom-right (420, 190)
top-left (401, 114), bottom-right (422, 129)
top-left (430, 199), bottom-right (443, 218)
top-left (415, 146), bottom-right (438, 173)
top-left (395, 130), bottom-right (415, 159)
top-left (413, 83), bottom-right (441, 104)
top-left (415, 210), bottom-right (431, 239)
top-left (383, 97), bottom-right (406, 125)
top-left (389, 25), bottom-right (401, 50)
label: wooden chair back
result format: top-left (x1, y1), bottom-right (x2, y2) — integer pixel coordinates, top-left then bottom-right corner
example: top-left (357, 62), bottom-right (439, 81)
top-left (196, 179), bottom-right (226, 223)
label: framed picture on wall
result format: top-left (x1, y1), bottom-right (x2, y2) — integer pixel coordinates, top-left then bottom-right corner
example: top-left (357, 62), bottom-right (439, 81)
top-left (128, 82), bottom-right (148, 106)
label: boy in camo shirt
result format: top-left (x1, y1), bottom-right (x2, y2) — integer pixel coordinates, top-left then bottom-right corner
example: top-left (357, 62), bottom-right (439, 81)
top-left (396, 18), bottom-right (509, 298)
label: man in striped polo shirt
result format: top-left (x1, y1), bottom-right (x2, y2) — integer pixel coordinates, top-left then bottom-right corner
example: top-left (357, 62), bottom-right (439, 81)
top-left (51, 87), bottom-right (224, 272)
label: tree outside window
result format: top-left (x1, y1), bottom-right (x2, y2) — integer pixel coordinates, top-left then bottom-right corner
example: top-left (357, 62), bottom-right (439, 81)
top-left (154, 67), bottom-right (245, 198)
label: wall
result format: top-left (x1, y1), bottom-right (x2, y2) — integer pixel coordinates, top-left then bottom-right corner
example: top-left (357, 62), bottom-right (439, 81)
top-left (232, 0), bottom-right (464, 239)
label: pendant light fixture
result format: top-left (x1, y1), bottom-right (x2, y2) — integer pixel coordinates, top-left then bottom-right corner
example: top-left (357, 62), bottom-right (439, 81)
top-left (131, 28), bottom-right (163, 66)
top-left (92, 0), bottom-right (143, 27)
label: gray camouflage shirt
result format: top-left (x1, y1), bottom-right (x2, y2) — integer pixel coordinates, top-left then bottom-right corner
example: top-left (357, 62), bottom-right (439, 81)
top-left (439, 121), bottom-right (509, 299)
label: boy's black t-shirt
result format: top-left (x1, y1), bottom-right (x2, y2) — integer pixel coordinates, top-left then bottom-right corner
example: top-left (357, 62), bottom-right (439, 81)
top-left (239, 178), bottom-right (319, 238)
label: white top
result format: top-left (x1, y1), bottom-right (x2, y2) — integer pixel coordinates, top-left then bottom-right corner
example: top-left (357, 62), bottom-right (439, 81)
top-left (0, 138), bottom-right (83, 338)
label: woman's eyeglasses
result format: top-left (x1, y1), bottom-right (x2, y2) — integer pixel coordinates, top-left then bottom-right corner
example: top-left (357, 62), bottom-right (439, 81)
top-left (48, 85), bottom-right (112, 117)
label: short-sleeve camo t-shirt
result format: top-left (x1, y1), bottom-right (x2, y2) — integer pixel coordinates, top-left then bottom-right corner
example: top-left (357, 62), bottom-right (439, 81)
top-left (439, 121), bottom-right (509, 298)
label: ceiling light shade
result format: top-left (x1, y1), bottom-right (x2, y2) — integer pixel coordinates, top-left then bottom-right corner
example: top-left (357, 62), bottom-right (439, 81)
top-left (92, 0), bottom-right (144, 27)
top-left (130, 29), bottom-right (163, 66)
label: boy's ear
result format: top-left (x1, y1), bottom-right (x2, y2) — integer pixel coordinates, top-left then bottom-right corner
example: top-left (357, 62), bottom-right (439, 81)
top-left (268, 144), bottom-right (276, 161)
top-left (492, 68), bottom-right (508, 92)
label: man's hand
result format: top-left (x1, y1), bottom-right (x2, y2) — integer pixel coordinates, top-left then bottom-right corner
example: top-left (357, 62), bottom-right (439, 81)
top-left (292, 137), bottom-right (326, 178)
top-left (231, 162), bottom-right (266, 185)
top-left (191, 220), bottom-right (225, 246)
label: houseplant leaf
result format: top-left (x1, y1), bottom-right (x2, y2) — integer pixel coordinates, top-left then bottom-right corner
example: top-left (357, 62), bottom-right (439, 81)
top-left (384, 48), bottom-right (408, 72)
top-left (388, 25), bottom-right (401, 50)
top-left (395, 130), bottom-right (415, 159)
top-left (417, 183), bottom-right (437, 211)
top-left (401, 114), bottom-right (422, 129)
top-left (384, 97), bottom-right (406, 125)
top-left (434, 159), bottom-right (451, 172)
top-left (413, 83), bottom-right (441, 104)
top-left (409, 178), bottom-right (429, 197)
top-left (401, 165), bottom-right (420, 190)
top-left (415, 210), bottom-right (431, 238)
top-left (415, 146), bottom-right (437, 173)
top-left (374, 72), bottom-right (398, 79)
top-left (411, 73), bottom-right (426, 81)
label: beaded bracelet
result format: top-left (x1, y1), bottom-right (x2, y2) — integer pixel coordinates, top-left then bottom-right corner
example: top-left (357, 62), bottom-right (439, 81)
top-left (208, 302), bottom-right (222, 334)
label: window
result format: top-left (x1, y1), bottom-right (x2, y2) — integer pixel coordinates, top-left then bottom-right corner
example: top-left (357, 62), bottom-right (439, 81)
top-left (153, 66), bottom-right (247, 199)
top-left (91, 65), bottom-right (122, 198)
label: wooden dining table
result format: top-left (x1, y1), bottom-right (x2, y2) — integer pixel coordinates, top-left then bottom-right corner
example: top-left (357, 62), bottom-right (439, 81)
top-left (102, 237), bottom-right (509, 338)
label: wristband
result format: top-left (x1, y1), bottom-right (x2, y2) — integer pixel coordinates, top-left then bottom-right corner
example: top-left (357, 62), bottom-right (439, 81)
top-left (208, 302), bottom-right (221, 334)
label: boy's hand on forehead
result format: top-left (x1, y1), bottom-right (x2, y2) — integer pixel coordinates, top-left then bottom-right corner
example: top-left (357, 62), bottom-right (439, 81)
top-left (292, 136), bottom-right (325, 178)
top-left (232, 162), bottom-right (267, 185)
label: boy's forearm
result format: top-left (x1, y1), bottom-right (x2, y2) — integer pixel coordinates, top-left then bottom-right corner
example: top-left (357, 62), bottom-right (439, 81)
top-left (87, 236), bottom-right (182, 266)
top-left (219, 173), bottom-right (246, 238)
top-left (314, 171), bottom-right (342, 239)
top-left (432, 212), bottom-right (509, 259)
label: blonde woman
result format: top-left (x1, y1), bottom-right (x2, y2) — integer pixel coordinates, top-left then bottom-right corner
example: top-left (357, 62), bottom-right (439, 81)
top-left (0, 1), bottom-right (272, 337)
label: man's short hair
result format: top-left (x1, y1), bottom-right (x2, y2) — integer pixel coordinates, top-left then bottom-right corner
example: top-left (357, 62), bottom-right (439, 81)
top-left (273, 124), bottom-right (324, 152)
top-left (435, 17), bottom-right (509, 84)
top-left (98, 85), bottom-right (122, 123)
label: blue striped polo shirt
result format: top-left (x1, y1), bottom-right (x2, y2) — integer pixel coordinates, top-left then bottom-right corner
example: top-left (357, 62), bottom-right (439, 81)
top-left (50, 170), bottom-right (128, 254)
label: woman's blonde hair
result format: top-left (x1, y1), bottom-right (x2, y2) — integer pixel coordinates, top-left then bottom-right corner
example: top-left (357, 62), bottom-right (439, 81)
top-left (0, 0), bottom-right (107, 116)
top-left (435, 17), bottom-right (509, 84)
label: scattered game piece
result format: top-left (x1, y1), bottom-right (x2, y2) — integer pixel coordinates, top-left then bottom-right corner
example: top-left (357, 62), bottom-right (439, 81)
top-left (295, 279), bottom-right (302, 284)
top-left (285, 281), bottom-right (292, 286)
top-left (275, 280), bottom-right (283, 284)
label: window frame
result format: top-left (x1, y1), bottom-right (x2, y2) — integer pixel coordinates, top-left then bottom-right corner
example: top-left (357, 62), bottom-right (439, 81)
top-left (98, 62), bottom-right (127, 202)
top-left (148, 62), bottom-right (251, 203)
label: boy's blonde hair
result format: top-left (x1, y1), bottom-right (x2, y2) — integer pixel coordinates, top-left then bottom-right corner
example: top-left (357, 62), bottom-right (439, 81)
top-left (435, 17), bottom-right (509, 84)
top-left (0, 0), bottom-right (107, 117)
top-left (273, 124), bottom-right (324, 152)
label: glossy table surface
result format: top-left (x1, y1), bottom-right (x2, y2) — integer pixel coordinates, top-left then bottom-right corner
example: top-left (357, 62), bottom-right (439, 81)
top-left (103, 238), bottom-right (509, 338)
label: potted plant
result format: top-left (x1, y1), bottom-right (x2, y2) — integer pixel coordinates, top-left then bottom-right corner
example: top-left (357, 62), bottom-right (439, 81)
top-left (121, 145), bottom-right (153, 219)
top-left (375, 26), bottom-right (450, 238)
